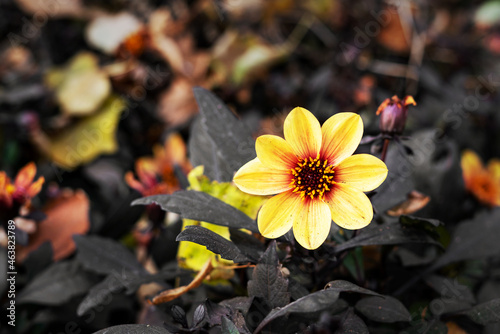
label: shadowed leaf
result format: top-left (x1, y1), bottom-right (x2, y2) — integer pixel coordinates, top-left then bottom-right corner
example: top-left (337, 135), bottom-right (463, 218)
top-left (221, 316), bottom-right (239, 334)
top-left (325, 280), bottom-right (382, 297)
top-left (190, 87), bottom-right (255, 182)
top-left (334, 222), bottom-right (440, 253)
top-left (229, 228), bottom-right (265, 262)
top-left (176, 225), bottom-right (249, 262)
top-left (132, 190), bottom-right (258, 232)
top-left (247, 241), bottom-right (290, 308)
top-left (355, 296), bottom-right (411, 323)
top-left (460, 298), bottom-right (500, 325)
top-left (17, 260), bottom-right (95, 305)
top-left (92, 324), bottom-right (171, 334)
top-left (254, 288), bottom-right (342, 333)
top-left (74, 235), bottom-right (146, 275)
top-left (335, 309), bottom-right (368, 334)
top-left (431, 209), bottom-right (500, 269)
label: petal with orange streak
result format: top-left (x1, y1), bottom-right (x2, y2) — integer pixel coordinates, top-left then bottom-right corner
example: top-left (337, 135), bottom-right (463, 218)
top-left (283, 107), bottom-right (322, 159)
top-left (487, 159), bottom-right (500, 184)
top-left (487, 159), bottom-right (500, 206)
top-left (324, 183), bottom-right (373, 230)
top-left (321, 113), bottom-right (363, 167)
top-left (164, 133), bottom-right (188, 166)
top-left (334, 154), bottom-right (388, 192)
top-left (136, 158), bottom-right (158, 188)
top-left (256, 135), bottom-right (298, 170)
top-left (125, 171), bottom-right (146, 194)
top-left (460, 150), bottom-right (484, 188)
top-left (257, 191), bottom-right (300, 238)
top-left (292, 199), bottom-right (332, 250)
top-left (26, 176), bottom-right (45, 198)
top-left (233, 158), bottom-right (292, 196)
top-left (14, 162), bottom-right (37, 189)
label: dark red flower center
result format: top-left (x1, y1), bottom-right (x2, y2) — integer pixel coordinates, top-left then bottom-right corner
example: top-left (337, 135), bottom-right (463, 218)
top-left (290, 157), bottom-right (335, 200)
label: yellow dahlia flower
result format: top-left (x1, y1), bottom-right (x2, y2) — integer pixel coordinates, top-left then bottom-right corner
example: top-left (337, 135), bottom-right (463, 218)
top-left (233, 107), bottom-right (388, 250)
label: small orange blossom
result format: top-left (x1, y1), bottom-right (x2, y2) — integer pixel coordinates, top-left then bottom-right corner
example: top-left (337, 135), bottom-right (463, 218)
top-left (125, 133), bottom-right (191, 196)
top-left (461, 149), bottom-right (500, 207)
top-left (0, 162), bottom-right (44, 210)
top-left (233, 107), bottom-right (388, 250)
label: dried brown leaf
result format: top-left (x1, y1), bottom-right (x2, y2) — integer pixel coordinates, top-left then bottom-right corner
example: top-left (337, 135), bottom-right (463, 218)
top-left (18, 189), bottom-right (90, 262)
top-left (386, 190), bottom-right (430, 216)
top-left (150, 259), bottom-right (213, 305)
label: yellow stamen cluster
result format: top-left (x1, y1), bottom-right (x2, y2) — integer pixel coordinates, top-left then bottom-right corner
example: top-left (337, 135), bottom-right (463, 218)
top-left (290, 156), bottom-right (335, 200)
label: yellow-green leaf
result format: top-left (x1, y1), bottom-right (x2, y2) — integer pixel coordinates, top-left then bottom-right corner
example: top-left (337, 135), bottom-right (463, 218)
top-left (48, 96), bottom-right (125, 169)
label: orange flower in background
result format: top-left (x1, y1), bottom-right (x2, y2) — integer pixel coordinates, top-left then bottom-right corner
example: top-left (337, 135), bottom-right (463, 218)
top-left (125, 133), bottom-right (191, 196)
top-left (461, 150), bottom-right (500, 207)
top-left (233, 107), bottom-right (388, 250)
top-left (0, 162), bottom-right (45, 209)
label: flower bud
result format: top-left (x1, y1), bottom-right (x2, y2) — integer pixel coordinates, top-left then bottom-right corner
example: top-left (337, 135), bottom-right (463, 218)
top-left (376, 95), bottom-right (416, 135)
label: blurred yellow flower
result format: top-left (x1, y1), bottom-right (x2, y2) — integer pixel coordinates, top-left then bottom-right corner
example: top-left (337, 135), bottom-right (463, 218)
top-left (461, 149), bottom-right (500, 207)
top-left (178, 166), bottom-right (267, 279)
top-left (233, 107), bottom-right (388, 250)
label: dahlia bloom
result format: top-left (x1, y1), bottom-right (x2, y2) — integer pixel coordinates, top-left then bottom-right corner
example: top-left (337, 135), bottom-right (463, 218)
top-left (233, 107), bottom-right (388, 250)
top-left (0, 162), bottom-right (44, 210)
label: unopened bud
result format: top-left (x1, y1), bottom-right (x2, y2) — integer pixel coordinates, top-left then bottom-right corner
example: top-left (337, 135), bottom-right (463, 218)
top-left (376, 95), bottom-right (416, 135)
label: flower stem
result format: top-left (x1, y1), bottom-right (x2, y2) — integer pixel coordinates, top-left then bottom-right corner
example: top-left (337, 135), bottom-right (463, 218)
top-left (381, 138), bottom-right (390, 162)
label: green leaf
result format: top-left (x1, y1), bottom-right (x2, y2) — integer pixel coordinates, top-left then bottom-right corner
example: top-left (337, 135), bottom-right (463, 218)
top-left (355, 296), bottom-right (411, 323)
top-left (460, 298), bottom-right (500, 325)
top-left (132, 190), bottom-right (258, 232)
top-left (475, 1), bottom-right (500, 26)
top-left (17, 260), bottom-right (96, 305)
top-left (221, 316), bottom-right (240, 334)
top-left (190, 87), bottom-right (255, 182)
top-left (334, 222), bottom-right (440, 253)
top-left (176, 225), bottom-right (250, 262)
top-left (401, 319), bottom-right (448, 334)
top-left (342, 247), bottom-right (365, 282)
top-left (399, 215), bottom-right (449, 247)
top-left (247, 241), bottom-right (290, 308)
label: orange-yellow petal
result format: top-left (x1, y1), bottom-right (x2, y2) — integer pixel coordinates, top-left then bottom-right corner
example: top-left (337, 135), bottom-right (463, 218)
top-left (292, 198), bottom-right (332, 250)
top-left (283, 107), bottom-right (322, 159)
top-left (257, 191), bottom-right (300, 238)
top-left (233, 158), bottom-right (292, 196)
top-left (0, 172), bottom-right (9, 190)
top-left (125, 171), bottom-right (146, 194)
top-left (256, 135), bottom-right (298, 170)
top-left (26, 176), bottom-right (45, 198)
top-left (164, 133), bottom-right (188, 165)
top-left (334, 154), bottom-right (388, 192)
top-left (136, 158), bottom-right (158, 188)
top-left (321, 113), bottom-right (363, 166)
top-left (461, 150), bottom-right (484, 188)
top-left (487, 158), bottom-right (500, 184)
top-left (14, 162), bottom-right (36, 189)
top-left (324, 183), bottom-right (373, 230)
